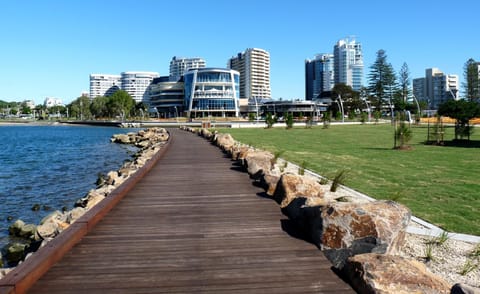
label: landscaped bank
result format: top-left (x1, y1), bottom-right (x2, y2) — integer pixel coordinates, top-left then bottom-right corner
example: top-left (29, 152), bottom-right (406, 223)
top-left (224, 124), bottom-right (480, 236)
top-left (0, 128), bottom-right (169, 279)
top-left (182, 126), bottom-right (479, 293)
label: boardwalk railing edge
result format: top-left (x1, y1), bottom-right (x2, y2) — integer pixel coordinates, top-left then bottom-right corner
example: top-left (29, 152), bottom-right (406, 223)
top-left (0, 131), bottom-right (173, 294)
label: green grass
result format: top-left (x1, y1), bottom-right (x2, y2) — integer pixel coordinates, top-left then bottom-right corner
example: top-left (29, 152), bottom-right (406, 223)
top-left (222, 124), bottom-right (480, 235)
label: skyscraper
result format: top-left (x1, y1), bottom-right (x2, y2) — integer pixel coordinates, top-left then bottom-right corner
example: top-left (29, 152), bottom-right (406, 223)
top-left (305, 54), bottom-right (334, 100)
top-left (333, 37), bottom-right (363, 91)
top-left (228, 48), bottom-right (271, 99)
top-left (169, 57), bottom-right (206, 82)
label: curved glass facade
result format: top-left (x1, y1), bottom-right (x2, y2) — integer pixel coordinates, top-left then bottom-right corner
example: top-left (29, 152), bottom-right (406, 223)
top-left (184, 68), bottom-right (240, 118)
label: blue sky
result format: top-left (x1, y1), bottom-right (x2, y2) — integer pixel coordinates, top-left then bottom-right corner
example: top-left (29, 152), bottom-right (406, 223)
top-left (1, 0), bottom-right (478, 104)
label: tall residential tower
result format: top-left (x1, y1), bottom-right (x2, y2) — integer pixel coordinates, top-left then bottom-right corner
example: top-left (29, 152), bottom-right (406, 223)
top-left (228, 48), bottom-right (271, 99)
top-left (333, 37), bottom-right (363, 91)
top-left (169, 56), bottom-right (206, 82)
top-left (305, 53), bottom-right (334, 100)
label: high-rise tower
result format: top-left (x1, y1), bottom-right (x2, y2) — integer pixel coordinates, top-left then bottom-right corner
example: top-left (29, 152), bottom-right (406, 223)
top-left (305, 53), bottom-right (334, 100)
top-left (228, 48), bottom-right (271, 99)
top-left (169, 57), bottom-right (206, 82)
top-left (333, 37), bottom-right (363, 91)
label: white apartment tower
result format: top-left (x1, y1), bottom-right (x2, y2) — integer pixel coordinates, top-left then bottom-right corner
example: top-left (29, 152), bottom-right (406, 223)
top-left (228, 48), bottom-right (271, 99)
top-left (413, 68), bottom-right (459, 109)
top-left (334, 37), bottom-right (363, 91)
top-left (121, 71), bottom-right (160, 103)
top-left (89, 74), bottom-right (121, 98)
top-left (169, 56), bottom-right (206, 82)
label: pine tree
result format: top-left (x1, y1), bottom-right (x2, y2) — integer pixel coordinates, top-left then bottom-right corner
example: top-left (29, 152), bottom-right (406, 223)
top-left (398, 62), bottom-right (411, 104)
top-left (368, 50), bottom-right (397, 110)
top-left (463, 58), bottom-right (479, 101)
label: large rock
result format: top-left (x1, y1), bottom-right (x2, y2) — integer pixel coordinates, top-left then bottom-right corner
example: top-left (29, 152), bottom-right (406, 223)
top-left (451, 283), bottom-right (480, 294)
top-left (215, 133), bottom-right (235, 152)
top-left (36, 211), bottom-right (67, 240)
top-left (308, 200), bottom-right (411, 269)
top-left (8, 219), bottom-right (26, 236)
top-left (344, 253), bottom-right (451, 294)
top-left (67, 207), bottom-right (86, 224)
top-left (263, 169), bottom-right (282, 196)
top-left (231, 145), bottom-right (251, 161)
top-left (272, 173), bottom-right (325, 208)
top-left (19, 223), bottom-right (37, 239)
top-left (199, 128), bottom-right (213, 140)
top-left (244, 150), bottom-right (274, 181)
top-left (4, 243), bottom-right (28, 266)
top-left (111, 133), bottom-right (133, 144)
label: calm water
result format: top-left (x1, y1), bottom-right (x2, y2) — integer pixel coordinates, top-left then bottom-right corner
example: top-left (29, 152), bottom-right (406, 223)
top-left (0, 125), bottom-right (138, 250)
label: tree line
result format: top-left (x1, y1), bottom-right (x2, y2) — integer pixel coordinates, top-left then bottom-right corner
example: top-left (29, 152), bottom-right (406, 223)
top-left (67, 90), bottom-right (142, 120)
top-left (327, 51), bottom-right (479, 122)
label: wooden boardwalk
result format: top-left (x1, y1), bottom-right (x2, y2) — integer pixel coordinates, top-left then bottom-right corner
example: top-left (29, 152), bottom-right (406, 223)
top-left (24, 129), bottom-right (354, 293)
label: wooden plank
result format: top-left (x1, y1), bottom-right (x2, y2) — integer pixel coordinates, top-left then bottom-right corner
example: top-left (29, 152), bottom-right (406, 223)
top-left (19, 129), bottom-right (354, 293)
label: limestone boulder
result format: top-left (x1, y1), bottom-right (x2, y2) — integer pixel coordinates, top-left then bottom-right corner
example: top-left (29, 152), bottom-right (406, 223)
top-left (344, 253), bottom-right (450, 294)
top-left (19, 224), bottom-right (37, 239)
top-left (263, 169), bottom-right (282, 196)
top-left (85, 190), bottom-right (106, 210)
top-left (67, 207), bottom-right (86, 224)
top-left (8, 219), bottom-right (26, 236)
top-left (272, 173), bottom-right (325, 208)
top-left (308, 200), bottom-right (411, 269)
top-left (244, 150), bottom-right (274, 181)
top-left (199, 128), bottom-right (213, 140)
top-left (231, 145), bottom-right (251, 161)
top-left (111, 133), bottom-right (133, 144)
top-left (215, 133), bottom-right (235, 152)
top-left (36, 210), bottom-right (68, 240)
top-left (451, 283), bottom-right (480, 294)
top-left (105, 170), bottom-right (121, 186)
top-left (4, 243), bottom-right (28, 266)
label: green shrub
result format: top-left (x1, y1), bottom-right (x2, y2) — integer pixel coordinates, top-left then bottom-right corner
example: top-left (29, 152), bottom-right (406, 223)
top-left (330, 169), bottom-right (349, 192)
top-left (298, 161), bottom-right (307, 175)
top-left (395, 121), bottom-right (413, 148)
top-left (286, 113), bottom-right (294, 129)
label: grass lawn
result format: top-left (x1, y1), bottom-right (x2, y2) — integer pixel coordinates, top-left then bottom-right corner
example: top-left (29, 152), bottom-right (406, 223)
top-left (222, 123), bottom-right (480, 236)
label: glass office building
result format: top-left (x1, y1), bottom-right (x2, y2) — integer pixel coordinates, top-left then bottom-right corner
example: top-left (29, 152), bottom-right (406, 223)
top-left (184, 68), bottom-right (240, 118)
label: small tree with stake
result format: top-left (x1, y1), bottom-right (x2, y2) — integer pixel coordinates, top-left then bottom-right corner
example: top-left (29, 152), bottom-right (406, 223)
top-left (438, 100), bottom-right (480, 141)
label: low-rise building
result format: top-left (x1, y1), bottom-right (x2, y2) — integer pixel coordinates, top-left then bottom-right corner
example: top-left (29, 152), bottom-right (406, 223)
top-left (183, 68), bottom-right (240, 118)
top-left (148, 76), bottom-right (184, 118)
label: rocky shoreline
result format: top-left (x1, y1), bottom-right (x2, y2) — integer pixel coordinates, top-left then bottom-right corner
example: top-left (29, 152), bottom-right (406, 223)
top-left (183, 126), bottom-right (479, 294)
top-left (0, 127), bottom-right (169, 278)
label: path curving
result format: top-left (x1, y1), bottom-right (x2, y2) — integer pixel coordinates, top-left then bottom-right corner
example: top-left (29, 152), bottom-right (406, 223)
top-left (20, 129), bottom-right (354, 293)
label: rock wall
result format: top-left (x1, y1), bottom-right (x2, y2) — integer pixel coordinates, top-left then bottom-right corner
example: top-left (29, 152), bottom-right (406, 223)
top-left (182, 126), bottom-right (477, 294)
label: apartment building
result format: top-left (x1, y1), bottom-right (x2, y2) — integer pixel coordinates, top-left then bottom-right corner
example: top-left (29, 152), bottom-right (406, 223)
top-left (120, 71), bottom-right (160, 103)
top-left (413, 68), bottom-right (459, 109)
top-left (334, 37), bottom-right (363, 91)
top-left (305, 53), bottom-right (334, 100)
top-left (89, 74), bottom-right (121, 99)
top-left (228, 48), bottom-right (271, 99)
top-left (169, 56), bottom-right (206, 82)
